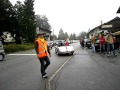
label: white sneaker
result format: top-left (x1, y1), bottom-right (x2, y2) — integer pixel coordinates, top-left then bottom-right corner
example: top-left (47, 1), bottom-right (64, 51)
top-left (42, 75), bottom-right (48, 78)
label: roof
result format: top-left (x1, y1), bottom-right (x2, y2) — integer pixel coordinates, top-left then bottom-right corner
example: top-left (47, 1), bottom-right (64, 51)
top-left (117, 7), bottom-right (120, 13)
top-left (87, 17), bottom-right (120, 35)
top-left (39, 27), bottom-right (52, 33)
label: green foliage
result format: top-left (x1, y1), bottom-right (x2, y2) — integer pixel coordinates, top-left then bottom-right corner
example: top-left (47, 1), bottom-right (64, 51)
top-left (20, 0), bottom-right (36, 43)
top-left (58, 28), bottom-right (77, 40)
top-left (69, 33), bottom-right (76, 40)
top-left (4, 44), bottom-right (34, 53)
top-left (0, 0), bottom-right (17, 35)
top-left (0, 0), bottom-right (36, 43)
top-left (58, 28), bottom-right (65, 40)
top-left (35, 15), bottom-right (51, 31)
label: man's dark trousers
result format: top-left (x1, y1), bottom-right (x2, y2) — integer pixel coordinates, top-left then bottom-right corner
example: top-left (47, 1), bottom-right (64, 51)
top-left (39, 56), bottom-right (50, 76)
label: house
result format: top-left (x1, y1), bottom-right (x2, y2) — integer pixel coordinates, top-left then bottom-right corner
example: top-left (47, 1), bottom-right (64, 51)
top-left (36, 27), bottom-right (52, 41)
top-left (87, 17), bottom-right (120, 39)
top-left (117, 7), bottom-right (120, 13)
top-left (87, 25), bottom-right (100, 39)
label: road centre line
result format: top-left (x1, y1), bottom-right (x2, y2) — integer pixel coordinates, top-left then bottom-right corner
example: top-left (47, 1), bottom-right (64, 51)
top-left (45, 48), bottom-right (78, 90)
top-left (7, 54), bottom-right (36, 56)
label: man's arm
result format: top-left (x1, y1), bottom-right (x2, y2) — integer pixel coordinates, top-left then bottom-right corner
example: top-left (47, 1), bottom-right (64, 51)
top-left (47, 45), bottom-right (51, 55)
top-left (34, 41), bottom-right (39, 54)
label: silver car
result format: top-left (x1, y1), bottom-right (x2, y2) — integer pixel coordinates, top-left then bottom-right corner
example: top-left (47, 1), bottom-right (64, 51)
top-left (0, 41), bottom-right (5, 61)
top-left (55, 41), bottom-right (74, 55)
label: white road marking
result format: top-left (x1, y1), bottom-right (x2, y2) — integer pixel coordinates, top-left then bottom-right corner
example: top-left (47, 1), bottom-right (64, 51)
top-left (46, 48), bottom-right (78, 90)
top-left (7, 54), bottom-right (36, 56)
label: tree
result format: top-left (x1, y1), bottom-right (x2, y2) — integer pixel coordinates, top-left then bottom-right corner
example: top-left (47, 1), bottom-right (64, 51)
top-left (72, 33), bottom-right (77, 40)
top-left (21, 0), bottom-right (36, 43)
top-left (14, 1), bottom-right (24, 43)
top-left (50, 34), bottom-right (57, 40)
top-left (35, 15), bottom-right (51, 31)
top-left (77, 31), bottom-right (87, 39)
top-left (64, 32), bottom-right (69, 40)
top-left (58, 28), bottom-right (65, 40)
top-left (69, 33), bottom-right (73, 40)
top-left (0, 0), bottom-right (16, 37)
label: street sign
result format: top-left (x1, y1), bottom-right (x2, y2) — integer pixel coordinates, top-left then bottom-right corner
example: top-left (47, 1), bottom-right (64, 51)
top-left (102, 25), bottom-right (112, 28)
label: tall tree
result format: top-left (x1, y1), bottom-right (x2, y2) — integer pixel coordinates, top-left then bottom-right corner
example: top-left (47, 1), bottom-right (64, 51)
top-left (77, 31), bottom-right (87, 39)
top-left (0, 0), bottom-right (16, 36)
top-left (69, 33), bottom-right (77, 40)
top-left (35, 15), bottom-right (51, 31)
top-left (64, 32), bottom-right (69, 39)
top-left (22, 0), bottom-right (36, 43)
top-left (58, 28), bottom-right (65, 40)
top-left (72, 33), bottom-right (77, 40)
top-left (69, 33), bottom-right (73, 40)
top-left (14, 1), bottom-right (24, 43)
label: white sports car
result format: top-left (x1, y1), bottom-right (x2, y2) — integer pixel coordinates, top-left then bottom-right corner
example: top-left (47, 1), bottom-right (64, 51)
top-left (55, 41), bottom-right (74, 55)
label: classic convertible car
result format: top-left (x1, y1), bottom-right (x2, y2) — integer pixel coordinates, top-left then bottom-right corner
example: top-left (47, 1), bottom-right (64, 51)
top-left (55, 41), bottom-right (74, 55)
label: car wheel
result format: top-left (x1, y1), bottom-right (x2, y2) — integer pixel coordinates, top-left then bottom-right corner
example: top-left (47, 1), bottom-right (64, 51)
top-left (0, 54), bottom-right (4, 61)
top-left (71, 52), bottom-right (74, 55)
top-left (56, 50), bottom-right (60, 55)
top-left (56, 51), bottom-right (59, 55)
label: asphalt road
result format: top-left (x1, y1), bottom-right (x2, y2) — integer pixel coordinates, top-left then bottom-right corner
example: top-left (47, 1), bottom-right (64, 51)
top-left (0, 42), bottom-right (79, 90)
top-left (51, 45), bottom-right (120, 90)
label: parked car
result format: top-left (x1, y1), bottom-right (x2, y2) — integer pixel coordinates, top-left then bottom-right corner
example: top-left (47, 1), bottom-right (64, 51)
top-left (47, 41), bottom-right (53, 50)
top-left (84, 39), bottom-right (91, 48)
top-left (0, 41), bottom-right (5, 61)
top-left (94, 39), bottom-right (100, 51)
top-left (95, 38), bottom-right (108, 52)
top-left (55, 40), bottom-right (74, 55)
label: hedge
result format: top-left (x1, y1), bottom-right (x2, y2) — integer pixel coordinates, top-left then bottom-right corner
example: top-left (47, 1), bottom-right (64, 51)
top-left (4, 44), bottom-right (34, 53)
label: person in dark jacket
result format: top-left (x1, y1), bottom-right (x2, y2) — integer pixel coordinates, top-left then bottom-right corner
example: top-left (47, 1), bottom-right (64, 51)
top-left (35, 33), bottom-right (51, 78)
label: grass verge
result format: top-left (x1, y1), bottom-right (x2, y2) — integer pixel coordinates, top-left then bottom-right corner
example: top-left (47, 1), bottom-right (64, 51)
top-left (4, 44), bottom-right (34, 53)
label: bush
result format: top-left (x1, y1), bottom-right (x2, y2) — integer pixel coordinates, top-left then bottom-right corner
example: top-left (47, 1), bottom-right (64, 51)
top-left (4, 44), bottom-right (34, 53)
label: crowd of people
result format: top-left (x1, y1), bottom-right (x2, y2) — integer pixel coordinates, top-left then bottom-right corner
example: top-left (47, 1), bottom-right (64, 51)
top-left (80, 31), bottom-right (118, 57)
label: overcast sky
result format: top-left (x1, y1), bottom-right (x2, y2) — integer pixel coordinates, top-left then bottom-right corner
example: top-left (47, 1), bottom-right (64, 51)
top-left (10, 0), bottom-right (120, 35)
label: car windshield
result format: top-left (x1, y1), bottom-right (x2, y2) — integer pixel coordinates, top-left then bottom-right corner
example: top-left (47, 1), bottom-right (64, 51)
top-left (57, 41), bottom-right (65, 47)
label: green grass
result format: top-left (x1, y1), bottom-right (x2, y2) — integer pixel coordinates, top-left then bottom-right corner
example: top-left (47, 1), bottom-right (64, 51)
top-left (4, 44), bottom-right (34, 53)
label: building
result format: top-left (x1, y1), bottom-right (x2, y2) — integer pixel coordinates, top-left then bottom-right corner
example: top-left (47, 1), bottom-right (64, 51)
top-left (87, 17), bottom-right (120, 38)
top-left (117, 7), bottom-right (120, 13)
top-left (36, 27), bottom-right (52, 41)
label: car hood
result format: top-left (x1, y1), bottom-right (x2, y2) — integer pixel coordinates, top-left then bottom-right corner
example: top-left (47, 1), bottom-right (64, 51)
top-left (58, 46), bottom-right (74, 51)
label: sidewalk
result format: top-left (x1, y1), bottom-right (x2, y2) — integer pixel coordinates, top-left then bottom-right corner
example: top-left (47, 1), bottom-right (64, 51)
top-left (51, 47), bottom-right (120, 90)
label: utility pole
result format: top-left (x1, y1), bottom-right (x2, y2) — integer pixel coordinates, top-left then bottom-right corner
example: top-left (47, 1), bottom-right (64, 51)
top-left (101, 20), bottom-right (103, 25)
top-left (53, 28), bottom-right (54, 41)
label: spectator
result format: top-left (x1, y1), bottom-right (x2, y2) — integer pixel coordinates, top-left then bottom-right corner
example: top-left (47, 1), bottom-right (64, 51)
top-left (99, 33), bottom-right (105, 53)
top-left (105, 32), bottom-right (117, 56)
top-left (90, 34), bottom-right (96, 53)
top-left (65, 40), bottom-right (69, 46)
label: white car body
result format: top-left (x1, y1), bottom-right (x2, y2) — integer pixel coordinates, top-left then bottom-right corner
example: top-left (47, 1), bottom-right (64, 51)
top-left (55, 45), bottom-right (74, 55)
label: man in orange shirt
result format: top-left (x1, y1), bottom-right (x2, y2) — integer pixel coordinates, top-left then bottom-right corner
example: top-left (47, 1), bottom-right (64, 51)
top-left (35, 33), bottom-right (51, 78)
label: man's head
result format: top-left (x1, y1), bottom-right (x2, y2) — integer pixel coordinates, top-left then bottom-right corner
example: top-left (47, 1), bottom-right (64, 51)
top-left (108, 31), bottom-right (112, 35)
top-left (91, 34), bottom-right (93, 36)
top-left (37, 33), bottom-right (45, 39)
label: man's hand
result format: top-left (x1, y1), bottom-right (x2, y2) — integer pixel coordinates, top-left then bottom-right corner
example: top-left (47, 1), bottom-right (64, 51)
top-left (37, 54), bottom-right (39, 57)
